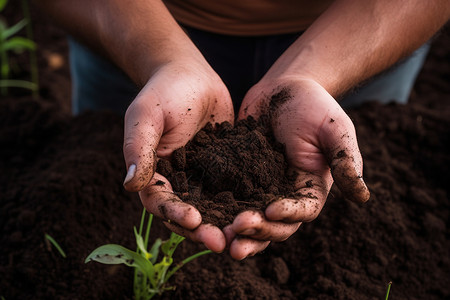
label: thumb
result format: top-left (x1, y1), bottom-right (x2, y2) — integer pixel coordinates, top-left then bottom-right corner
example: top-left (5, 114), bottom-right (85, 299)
top-left (320, 108), bottom-right (370, 203)
top-left (123, 97), bottom-right (164, 192)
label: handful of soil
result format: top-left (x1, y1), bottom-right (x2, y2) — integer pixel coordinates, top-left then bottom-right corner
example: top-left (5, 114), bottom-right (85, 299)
top-left (156, 116), bottom-right (295, 228)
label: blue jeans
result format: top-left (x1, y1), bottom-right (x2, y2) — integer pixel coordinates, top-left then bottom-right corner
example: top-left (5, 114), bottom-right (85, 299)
top-left (69, 27), bottom-right (430, 115)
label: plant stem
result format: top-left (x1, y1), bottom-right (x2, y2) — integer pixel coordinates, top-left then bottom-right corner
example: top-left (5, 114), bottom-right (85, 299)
top-left (135, 210), bottom-right (154, 300)
top-left (385, 281), bottom-right (392, 300)
top-left (134, 209), bottom-right (147, 300)
top-left (141, 211), bottom-right (152, 299)
top-left (21, 0), bottom-right (39, 98)
top-left (165, 249), bottom-right (212, 282)
top-left (138, 209), bottom-right (146, 237)
top-left (0, 49), bottom-right (9, 95)
top-left (144, 213), bottom-right (153, 249)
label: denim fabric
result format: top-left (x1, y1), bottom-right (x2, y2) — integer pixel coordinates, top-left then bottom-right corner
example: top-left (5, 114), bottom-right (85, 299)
top-left (339, 43), bottom-right (430, 108)
top-left (69, 27), bottom-right (429, 115)
top-left (69, 39), bottom-right (139, 115)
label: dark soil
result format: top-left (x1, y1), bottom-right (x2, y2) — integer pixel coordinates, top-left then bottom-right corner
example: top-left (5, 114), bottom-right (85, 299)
top-left (1, 5), bottom-right (449, 300)
top-left (159, 116), bottom-right (295, 228)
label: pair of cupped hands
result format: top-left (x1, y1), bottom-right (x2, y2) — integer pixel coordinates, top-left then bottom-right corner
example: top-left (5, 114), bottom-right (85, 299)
top-left (122, 59), bottom-right (370, 260)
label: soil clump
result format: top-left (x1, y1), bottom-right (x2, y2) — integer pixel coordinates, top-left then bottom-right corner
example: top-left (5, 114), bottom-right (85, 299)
top-left (158, 116), bottom-right (294, 228)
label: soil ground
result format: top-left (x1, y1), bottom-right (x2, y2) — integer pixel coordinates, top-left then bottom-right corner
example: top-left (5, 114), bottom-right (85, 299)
top-left (1, 5), bottom-right (449, 300)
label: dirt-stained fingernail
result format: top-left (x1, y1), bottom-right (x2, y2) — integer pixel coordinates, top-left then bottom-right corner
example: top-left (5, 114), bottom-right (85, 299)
top-left (123, 164), bottom-right (136, 186)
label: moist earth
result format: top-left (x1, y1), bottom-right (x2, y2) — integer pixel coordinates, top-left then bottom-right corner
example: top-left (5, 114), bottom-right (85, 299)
top-left (158, 116), bottom-right (295, 228)
top-left (1, 5), bottom-right (449, 300)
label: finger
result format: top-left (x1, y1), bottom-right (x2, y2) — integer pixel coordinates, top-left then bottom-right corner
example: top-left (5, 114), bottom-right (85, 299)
top-left (229, 237), bottom-right (271, 260)
top-left (164, 222), bottom-right (226, 253)
top-left (123, 92), bottom-right (164, 192)
top-left (318, 107), bottom-right (370, 203)
top-left (266, 171), bottom-right (330, 222)
top-left (139, 174), bottom-right (201, 230)
top-left (232, 210), bottom-right (301, 241)
top-left (223, 225), bottom-right (236, 248)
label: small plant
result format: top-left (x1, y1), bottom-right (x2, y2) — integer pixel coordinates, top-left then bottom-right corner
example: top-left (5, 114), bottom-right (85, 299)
top-left (85, 210), bottom-right (212, 300)
top-left (385, 281), bottom-right (392, 300)
top-left (0, 0), bottom-right (37, 95)
top-left (44, 233), bottom-right (67, 258)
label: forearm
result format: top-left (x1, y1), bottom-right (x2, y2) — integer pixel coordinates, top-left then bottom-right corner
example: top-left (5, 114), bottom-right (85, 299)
top-left (34, 0), bottom-right (200, 86)
top-left (265, 0), bottom-right (450, 97)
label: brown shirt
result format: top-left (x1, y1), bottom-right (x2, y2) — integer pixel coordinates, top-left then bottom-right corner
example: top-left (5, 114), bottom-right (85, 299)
top-left (164, 0), bottom-right (333, 36)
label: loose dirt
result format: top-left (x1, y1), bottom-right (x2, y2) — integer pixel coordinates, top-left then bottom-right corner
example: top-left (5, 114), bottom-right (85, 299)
top-left (159, 116), bottom-right (294, 228)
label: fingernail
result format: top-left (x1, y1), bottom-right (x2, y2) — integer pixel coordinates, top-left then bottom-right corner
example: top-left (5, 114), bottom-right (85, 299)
top-left (123, 164), bottom-right (136, 185)
top-left (240, 228), bottom-right (256, 236)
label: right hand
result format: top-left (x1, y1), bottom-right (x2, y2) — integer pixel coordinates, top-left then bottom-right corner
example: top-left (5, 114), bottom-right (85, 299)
top-left (122, 60), bottom-right (234, 253)
top-left (225, 78), bottom-right (370, 259)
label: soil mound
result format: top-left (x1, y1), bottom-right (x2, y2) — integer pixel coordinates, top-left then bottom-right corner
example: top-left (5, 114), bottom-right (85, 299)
top-left (159, 117), bottom-right (294, 228)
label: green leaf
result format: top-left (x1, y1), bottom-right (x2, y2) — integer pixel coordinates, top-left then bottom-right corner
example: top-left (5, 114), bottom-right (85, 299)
top-left (149, 238), bottom-right (162, 264)
top-left (0, 19), bottom-right (6, 33)
top-left (2, 36), bottom-right (35, 52)
top-left (2, 19), bottom-right (28, 40)
top-left (0, 0), bottom-right (8, 12)
top-left (44, 234), bottom-right (67, 258)
top-left (1, 58), bottom-right (10, 79)
top-left (0, 79), bottom-right (36, 90)
top-left (161, 232), bottom-right (185, 257)
top-left (153, 255), bottom-right (173, 286)
top-left (85, 244), bottom-right (155, 279)
top-left (134, 227), bottom-right (152, 260)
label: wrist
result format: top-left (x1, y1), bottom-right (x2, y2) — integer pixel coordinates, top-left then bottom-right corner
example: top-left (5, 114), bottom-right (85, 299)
top-left (261, 41), bottom-right (343, 98)
top-left (93, 0), bottom-right (204, 87)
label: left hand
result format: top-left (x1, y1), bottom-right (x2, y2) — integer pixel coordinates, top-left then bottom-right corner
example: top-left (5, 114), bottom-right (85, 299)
top-left (224, 77), bottom-right (370, 260)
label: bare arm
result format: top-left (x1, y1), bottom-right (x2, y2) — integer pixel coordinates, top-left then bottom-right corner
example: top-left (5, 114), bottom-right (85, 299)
top-left (263, 0), bottom-right (450, 97)
top-left (234, 0), bottom-right (449, 260)
top-left (34, 0), bottom-right (203, 87)
top-left (35, 0), bottom-right (235, 253)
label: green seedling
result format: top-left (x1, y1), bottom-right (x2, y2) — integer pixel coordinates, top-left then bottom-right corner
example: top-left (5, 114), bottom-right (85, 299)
top-left (20, 0), bottom-right (38, 97)
top-left (0, 0), bottom-right (37, 95)
top-left (385, 281), bottom-right (392, 300)
top-left (44, 233), bottom-right (67, 258)
top-left (85, 210), bottom-right (212, 300)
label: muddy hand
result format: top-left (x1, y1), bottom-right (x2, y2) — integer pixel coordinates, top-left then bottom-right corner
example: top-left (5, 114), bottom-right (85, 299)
top-left (228, 78), bottom-right (370, 260)
top-left (122, 62), bottom-right (234, 252)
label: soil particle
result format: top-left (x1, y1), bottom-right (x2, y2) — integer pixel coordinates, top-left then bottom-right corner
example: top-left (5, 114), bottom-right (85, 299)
top-left (157, 158), bottom-right (173, 177)
top-left (336, 149), bottom-right (347, 158)
top-left (172, 171), bottom-right (189, 193)
top-left (172, 147), bottom-right (186, 170)
top-left (158, 205), bottom-right (168, 220)
top-left (269, 87), bottom-right (292, 111)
